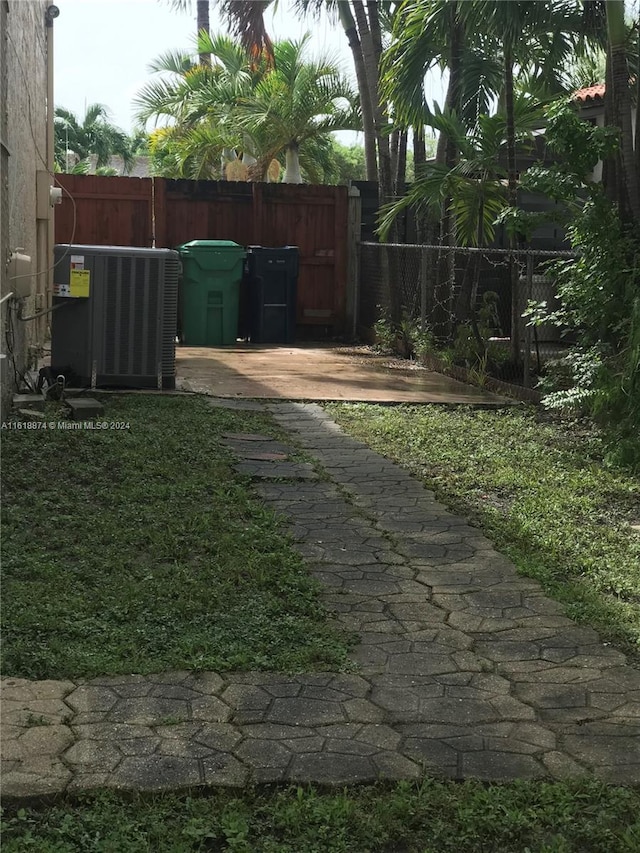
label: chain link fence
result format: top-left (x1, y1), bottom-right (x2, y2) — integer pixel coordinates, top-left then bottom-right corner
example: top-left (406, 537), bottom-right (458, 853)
top-left (359, 241), bottom-right (576, 387)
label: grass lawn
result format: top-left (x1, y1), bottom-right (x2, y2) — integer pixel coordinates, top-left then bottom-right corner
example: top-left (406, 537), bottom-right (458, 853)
top-left (325, 403), bottom-right (640, 664)
top-left (1, 395), bottom-right (352, 679)
top-left (2, 780), bottom-right (639, 852)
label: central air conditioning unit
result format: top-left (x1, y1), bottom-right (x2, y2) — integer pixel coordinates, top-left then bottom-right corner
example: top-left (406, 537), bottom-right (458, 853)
top-left (51, 244), bottom-right (180, 389)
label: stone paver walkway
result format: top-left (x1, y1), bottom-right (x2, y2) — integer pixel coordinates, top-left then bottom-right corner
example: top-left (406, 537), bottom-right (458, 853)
top-left (2, 401), bottom-right (639, 799)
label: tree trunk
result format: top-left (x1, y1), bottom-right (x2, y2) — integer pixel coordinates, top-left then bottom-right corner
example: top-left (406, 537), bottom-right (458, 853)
top-left (283, 143), bottom-right (302, 183)
top-left (337, 1), bottom-right (377, 180)
top-left (395, 129), bottom-right (408, 191)
top-left (602, 45), bottom-right (619, 203)
top-left (636, 36), bottom-right (640, 188)
top-left (413, 126), bottom-right (429, 244)
top-left (442, 2), bottom-right (463, 171)
top-left (353, 0), bottom-right (403, 326)
top-left (365, 0), bottom-right (394, 210)
top-left (505, 45), bottom-right (521, 363)
top-left (606, 0), bottom-right (639, 222)
top-left (413, 126), bottom-right (426, 176)
top-left (390, 128), bottom-right (400, 190)
top-left (197, 0), bottom-right (211, 66)
top-left (437, 4), bottom-right (463, 339)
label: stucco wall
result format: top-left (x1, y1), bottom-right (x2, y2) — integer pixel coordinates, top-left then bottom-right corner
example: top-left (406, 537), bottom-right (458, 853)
top-left (1, 0), bottom-right (48, 416)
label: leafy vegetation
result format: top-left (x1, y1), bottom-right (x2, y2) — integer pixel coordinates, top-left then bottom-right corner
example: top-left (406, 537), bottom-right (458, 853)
top-left (2, 779), bottom-right (639, 852)
top-left (136, 34), bottom-right (358, 183)
top-left (54, 104), bottom-right (137, 175)
top-left (501, 99), bottom-right (640, 472)
top-left (0, 396), bottom-right (352, 679)
top-left (325, 403), bottom-right (640, 663)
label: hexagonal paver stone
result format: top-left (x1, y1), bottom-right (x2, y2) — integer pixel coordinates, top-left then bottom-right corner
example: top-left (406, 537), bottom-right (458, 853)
top-left (2, 698), bottom-right (72, 727)
top-left (66, 772), bottom-right (111, 792)
top-left (343, 698), bottom-right (386, 723)
top-left (288, 752), bottom-right (375, 784)
top-left (201, 754), bottom-right (250, 786)
top-left (416, 698), bottom-right (499, 726)
top-left (108, 697), bottom-right (191, 726)
top-left (18, 725), bottom-right (74, 756)
top-left (64, 740), bottom-right (121, 772)
top-left (149, 683), bottom-right (202, 701)
top-left (400, 736), bottom-right (459, 776)
top-left (194, 724), bottom-right (242, 754)
top-left (461, 751), bottom-right (546, 780)
top-left (542, 751), bottom-right (590, 780)
top-left (235, 461), bottom-right (317, 480)
top-left (111, 755), bottom-right (202, 789)
top-left (190, 696), bottom-right (232, 722)
top-left (222, 432), bottom-right (274, 441)
top-left (72, 723), bottom-right (153, 741)
top-left (236, 739), bottom-right (292, 770)
top-left (267, 697), bottom-right (346, 727)
top-left (222, 684), bottom-right (271, 713)
top-left (182, 672), bottom-right (225, 695)
top-left (66, 686), bottom-right (119, 715)
top-left (1, 678), bottom-right (75, 702)
top-left (561, 723), bottom-right (640, 769)
top-left (156, 739), bottom-right (215, 759)
top-left (372, 752), bottom-right (421, 780)
top-left (513, 683), bottom-right (588, 711)
top-left (1, 765), bottom-right (72, 798)
top-left (475, 641), bottom-right (543, 662)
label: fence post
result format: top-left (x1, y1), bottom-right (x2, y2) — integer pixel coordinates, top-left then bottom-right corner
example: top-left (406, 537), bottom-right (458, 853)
top-left (447, 246), bottom-right (456, 339)
top-left (251, 182), bottom-right (263, 247)
top-left (523, 253), bottom-right (533, 387)
top-left (152, 178), bottom-right (167, 248)
top-left (420, 247), bottom-right (428, 332)
top-left (346, 185), bottom-right (361, 338)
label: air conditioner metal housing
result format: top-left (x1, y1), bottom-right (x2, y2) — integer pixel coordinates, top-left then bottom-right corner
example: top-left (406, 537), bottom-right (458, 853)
top-left (51, 244), bottom-right (180, 389)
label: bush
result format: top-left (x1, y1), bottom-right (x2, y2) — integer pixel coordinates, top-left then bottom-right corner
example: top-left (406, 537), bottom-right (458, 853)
top-left (501, 100), bottom-right (640, 472)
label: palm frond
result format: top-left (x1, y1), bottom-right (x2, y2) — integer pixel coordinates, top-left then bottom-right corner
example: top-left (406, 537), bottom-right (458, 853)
top-left (219, 0), bottom-right (275, 66)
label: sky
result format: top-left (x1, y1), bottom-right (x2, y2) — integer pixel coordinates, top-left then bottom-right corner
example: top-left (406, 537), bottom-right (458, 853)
top-left (54, 0), bottom-right (362, 143)
top-left (53, 0), bottom-right (446, 149)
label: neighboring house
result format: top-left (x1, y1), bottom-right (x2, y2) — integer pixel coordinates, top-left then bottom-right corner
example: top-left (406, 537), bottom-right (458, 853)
top-left (574, 84), bottom-right (607, 181)
top-left (573, 83), bottom-right (638, 182)
top-left (86, 154), bottom-right (152, 177)
top-left (574, 82), bottom-right (606, 117)
top-left (1, 0), bottom-right (57, 416)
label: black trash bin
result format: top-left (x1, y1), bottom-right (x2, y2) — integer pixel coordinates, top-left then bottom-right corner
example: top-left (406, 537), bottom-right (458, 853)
top-left (245, 246), bottom-right (299, 344)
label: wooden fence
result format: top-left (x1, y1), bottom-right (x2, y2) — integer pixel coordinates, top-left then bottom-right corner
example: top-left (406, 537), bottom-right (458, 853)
top-left (55, 175), bottom-right (354, 334)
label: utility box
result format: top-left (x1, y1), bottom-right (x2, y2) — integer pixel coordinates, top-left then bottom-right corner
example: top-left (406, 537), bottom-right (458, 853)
top-left (178, 240), bottom-right (246, 346)
top-left (51, 244), bottom-right (180, 389)
top-left (245, 246), bottom-right (299, 344)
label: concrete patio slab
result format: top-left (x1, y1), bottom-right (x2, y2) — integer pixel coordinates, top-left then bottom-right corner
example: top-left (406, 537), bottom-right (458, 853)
top-left (176, 343), bottom-right (510, 405)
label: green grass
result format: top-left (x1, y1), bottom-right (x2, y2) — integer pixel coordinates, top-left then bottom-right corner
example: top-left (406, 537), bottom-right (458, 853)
top-left (2, 780), bottom-right (639, 852)
top-left (324, 403), bottom-right (640, 663)
top-left (1, 395), bottom-right (352, 679)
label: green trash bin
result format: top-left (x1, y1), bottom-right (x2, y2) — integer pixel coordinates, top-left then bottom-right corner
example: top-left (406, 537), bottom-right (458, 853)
top-left (178, 240), bottom-right (246, 346)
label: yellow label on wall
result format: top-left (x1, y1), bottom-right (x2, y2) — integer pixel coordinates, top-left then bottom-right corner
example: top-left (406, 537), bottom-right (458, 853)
top-left (70, 269), bottom-right (90, 297)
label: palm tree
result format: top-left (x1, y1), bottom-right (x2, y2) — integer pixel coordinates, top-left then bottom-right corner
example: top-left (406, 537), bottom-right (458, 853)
top-left (209, 1), bottom-right (399, 184)
top-left (604, 0), bottom-right (639, 222)
top-left (232, 36), bottom-right (359, 183)
top-left (383, 0), bottom-right (589, 351)
top-left (164, 0), bottom-right (213, 66)
top-left (135, 35), bottom-right (359, 182)
top-left (379, 101), bottom-right (541, 329)
top-left (54, 104), bottom-right (135, 173)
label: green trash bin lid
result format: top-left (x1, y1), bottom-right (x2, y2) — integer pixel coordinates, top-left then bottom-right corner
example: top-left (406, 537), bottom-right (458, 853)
top-left (179, 240), bottom-right (246, 272)
top-left (179, 240), bottom-right (244, 251)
